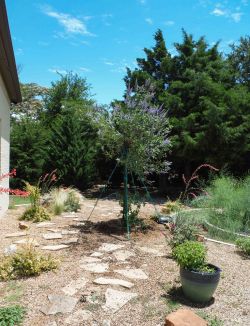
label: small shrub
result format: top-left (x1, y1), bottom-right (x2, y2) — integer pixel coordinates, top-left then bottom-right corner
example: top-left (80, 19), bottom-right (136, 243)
top-left (170, 224), bottom-right (198, 248)
top-left (0, 305), bottom-right (25, 326)
top-left (172, 241), bottom-right (206, 271)
top-left (162, 200), bottom-right (183, 214)
top-left (0, 246), bottom-right (58, 281)
top-left (236, 238), bottom-right (250, 256)
top-left (64, 191), bottom-right (81, 212)
top-left (19, 206), bottom-right (50, 222)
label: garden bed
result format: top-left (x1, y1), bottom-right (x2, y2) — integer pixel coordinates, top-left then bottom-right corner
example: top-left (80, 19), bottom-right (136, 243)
top-left (0, 199), bottom-right (249, 325)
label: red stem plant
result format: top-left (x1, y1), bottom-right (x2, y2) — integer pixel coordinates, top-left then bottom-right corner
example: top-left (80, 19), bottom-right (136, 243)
top-left (0, 169), bottom-right (29, 197)
top-left (181, 164), bottom-right (219, 201)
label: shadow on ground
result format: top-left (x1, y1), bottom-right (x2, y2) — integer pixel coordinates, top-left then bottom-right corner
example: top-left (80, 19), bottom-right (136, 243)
top-left (162, 285), bottom-right (215, 308)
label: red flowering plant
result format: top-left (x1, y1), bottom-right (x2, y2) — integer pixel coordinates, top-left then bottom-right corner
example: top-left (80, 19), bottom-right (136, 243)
top-left (0, 169), bottom-right (29, 198)
top-left (38, 169), bottom-right (57, 195)
top-left (181, 164), bottom-right (219, 201)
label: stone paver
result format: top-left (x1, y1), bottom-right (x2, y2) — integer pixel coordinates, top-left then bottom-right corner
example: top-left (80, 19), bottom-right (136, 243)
top-left (41, 245), bottom-right (69, 251)
top-left (136, 246), bottom-right (165, 256)
top-left (14, 238), bottom-right (39, 246)
top-left (115, 268), bottom-right (148, 280)
top-left (80, 262), bottom-right (109, 273)
top-left (5, 232), bottom-right (27, 238)
top-left (43, 233), bottom-right (62, 240)
top-left (93, 277), bottom-right (134, 289)
top-left (90, 251), bottom-right (104, 257)
top-left (98, 243), bottom-right (125, 253)
top-left (62, 237), bottom-right (79, 245)
top-left (113, 250), bottom-right (134, 261)
top-left (80, 257), bottom-right (102, 264)
top-left (102, 288), bottom-right (138, 313)
top-left (62, 277), bottom-right (88, 296)
top-left (64, 310), bottom-right (92, 325)
top-left (62, 230), bottom-right (79, 235)
top-left (36, 222), bottom-right (56, 228)
top-left (40, 295), bottom-right (78, 315)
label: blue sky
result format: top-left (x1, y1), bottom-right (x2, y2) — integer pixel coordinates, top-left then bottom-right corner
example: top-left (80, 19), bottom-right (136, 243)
top-left (6, 0), bottom-right (250, 105)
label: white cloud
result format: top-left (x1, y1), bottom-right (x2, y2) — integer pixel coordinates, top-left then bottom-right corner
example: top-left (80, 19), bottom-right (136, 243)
top-left (164, 20), bottom-right (175, 26)
top-left (42, 6), bottom-right (93, 36)
top-left (48, 68), bottom-right (67, 74)
top-left (211, 8), bottom-right (227, 16)
top-left (104, 61), bottom-right (115, 66)
top-left (16, 48), bottom-right (23, 55)
top-left (80, 67), bottom-right (91, 72)
top-left (139, 0), bottom-right (146, 4)
top-left (145, 18), bottom-right (153, 25)
top-left (210, 5), bottom-right (243, 22)
top-left (231, 12), bottom-right (243, 22)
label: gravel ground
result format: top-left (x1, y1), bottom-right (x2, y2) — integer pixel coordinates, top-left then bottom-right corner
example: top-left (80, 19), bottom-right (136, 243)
top-left (0, 199), bottom-right (249, 326)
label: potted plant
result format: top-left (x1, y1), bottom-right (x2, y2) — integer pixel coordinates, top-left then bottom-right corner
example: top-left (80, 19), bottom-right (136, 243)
top-left (172, 241), bottom-right (221, 303)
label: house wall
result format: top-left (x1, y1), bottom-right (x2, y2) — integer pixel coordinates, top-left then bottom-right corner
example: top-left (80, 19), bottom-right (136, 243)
top-left (0, 72), bottom-right (10, 215)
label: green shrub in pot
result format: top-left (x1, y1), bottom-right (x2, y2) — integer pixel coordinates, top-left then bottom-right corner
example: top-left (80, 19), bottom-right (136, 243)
top-left (172, 241), bottom-right (221, 303)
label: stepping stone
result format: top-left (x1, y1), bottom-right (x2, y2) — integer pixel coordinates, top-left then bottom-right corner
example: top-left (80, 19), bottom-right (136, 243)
top-left (62, 230), bottom-right (79, 235)
top-left (41, 245), bottom-right (69, 251)
top-left (40, 295), bottom-right (78, 315)
top-left (36, 222), bottom-right (56, 228)
top-left (98, 243), bottom-right (125, 253)
top-left (62, 214), bottom-right (77, 218)
top-left (65, 310), bottom-right (92, 325)
top-left (90, 252), bottom-right (104, 257)
top-left (113, 250), bottom-right (135, 261)
top-left (4, 244), bottom-right (17, 255)
top-left (62, 277), bottom-right (88, 296)
top-left (47, 228), bottom-right (61, 233)
top-left (5, 232), bottom-right (27, 238)
top-left (14, 238), bottom-right (39, 246)
top-left (47, 322), bottom-right (57, 326)
top-left (93, 277), bottom-right (134, 289)
top-left (165, 308), bottom-right (207, 326)
top-left (43, 233), bottom-right (62, 240)
top-left (137, 246), bottom-right (165, 256)
top-left (62, 238), bottom-right (79, 245)
top-left (102, 288), bottom-right (138, 313)
top-left (80, 262), bottom-right (109, 273)
top-left (115, 268), bottom-right (148, 280)
top-left (80, 257), bottom-right (102, 264)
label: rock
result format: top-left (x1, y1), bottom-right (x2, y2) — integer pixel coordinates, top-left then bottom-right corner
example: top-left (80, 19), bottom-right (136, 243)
top-left (41, 245), bottom-right (69, 251)
top-left (115, 268), bottom-right (148, 280)
top-left (197, 235), bottom-right (205, 242)
top-left (14, 238), bottom-right (39, 247)
top-left (113, 250), bottom-right (134, 261)
top-left (43, 233), bottom-right (62, 240)
top-left (61, 230), bottom-right (79, 235)
top-left (80, 262), bottom-right (109, 273)
top-left (62, 237), bottom-right (79, 245)
top-left (93, 277), bottom-right (134, 289)
top-left (47, 322), bottom-right (57, 326)
top-left (47, 228), bottom-right (61, 233)
top-left (62, 277), bottom-right (88, 296)
top-left (102, 288), bottom-right (137, 313)
top-left (75, 222), bottom-right (85, 227)
top-left (165, 309), bottom-right (208, 326)
top-left (80, 257), bottom-right (102, 264)
top-left (62, 214), bottom-right (77, 218)
top-left (103, 320), bottom-right (111, 326)
top-left (40, 295), bottom-right (78, 315)
top-left (90, 251), bottom-right (104, 257)
top-left (18, 222), bottom-right (29, 230)
top-left (65, 310), bottom-right (92, 324)
top-left (5, 232), bottom-right (27, 238)
top-left (4, 244), bottom-right (17, 255)
top-left (36, 222), bottom-right (56, 228)
top-left (98, 243), bottom-right (125, 253)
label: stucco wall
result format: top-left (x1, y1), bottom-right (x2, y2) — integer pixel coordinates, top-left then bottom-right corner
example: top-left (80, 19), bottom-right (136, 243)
top-left (0, 73), bottom-right (10, 215)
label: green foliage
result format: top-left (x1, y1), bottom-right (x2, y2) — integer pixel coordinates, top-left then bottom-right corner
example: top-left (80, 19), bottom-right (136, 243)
top-left (197, 311), bottom-right (224, 326)
top-left (64, 191), bottom-right (81, 212)
top-left (162, 200), bottom-right (183, 214)
top-left (101, 83), bottom-right (171, 177)
top-left (236, 238), bottom-right (250, 256)
top-left (0, 305), bottom-right (25, 326)
top-left (10, 119), bottom-right (48, 188)
top-left (172, 241), bottom-right (206, 271)
top-left (0, 246), bottom-right (58, 281)
top-left (126, 29), bottom-right (250, 175)
top-left (46, 103), bottom-right (100, 189)
top-left (170, 224), bottom-right (198, 248)
top-left (200, 175), bottom-right (250, 235)
top-left (20, 206), bottom-right (50, 222)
